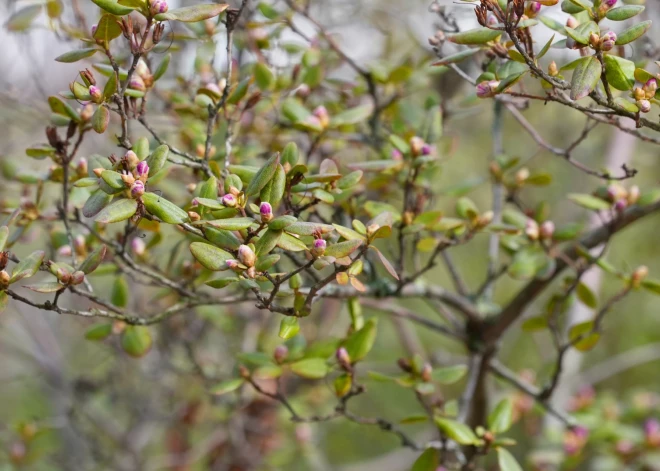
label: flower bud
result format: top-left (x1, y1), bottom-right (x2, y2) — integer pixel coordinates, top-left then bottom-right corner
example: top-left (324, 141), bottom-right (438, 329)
top-left (135, 59), bottom-right (151, 81)
top-left (515, 167), bottom-right (530, 184)
top-left (187, 211), bottom-right (201, 221)
top-left (238, 245), bottom-right (256, 267)
top-left (476, 80), bottom-right (500, 98)
top-left (89, 85), bottom-right (103, 104)
top-left (566, 17), bottom-right (579, 29)
top-left (56, 267), bottom-right (71, 284)
top-left (311, 238), bottom-right (326, 257)
top-left (131, 237), bottom-right (146, 256)
top-left (548, 61), bottom-right (559, 77)
top-left (478, 210), bottom-right (494, 227)
top-left (421, 363), bottom-right (432, 382)
top-left (645, 419), bottom-right (660, 447)
top-left (540, 220), bottom-right (555, 240)
top-left (604, 0), bottom-right (616, 7)
top-left (226, 259), bottom-right (240, 271)
top-left (93, 167), bottom-right (104, 178)
top-left (58, 245), bottom-right (72, 257)
top-left (259, 202), bottom-right (273, 222)
top-left (130, 180), bottom-right (145, 198)
top-left (91, 24), bottom-right (98, 36)
top-left (409, 136), bottom-right (425, 156)
top-left (125, 150), bottom-right (140, 169)
top-left (128, 76), bottom-right (146, 92)
top-left (150, 0), bottom-right (168, 16)
top-left (70, 271), bottom-right (85, 285)
top-left (633, 87), bottom-right (646, 101)
top-left (428, 35), bottom-right (441, 46)
top-left (627, 185), bottom-right (640, 205)
top-left (336, 347), bottom-right (351, 369)
top-left (136, 160), bottom-right (149, 178)
top-left (600, 31), bottom-right (617, 52)
top-left (274, 345), bottom-right (288, 363)
top-left (246, 266), bottom-right (256, 279)
top-left (421, 143), bottom-right (434, 156)
top-left (644, 78), bottom-right (657, 99)
top-left (221, 194), bottom-right (237, 207)
top-left (121, 173), bottom-right (136, 186)
top-left (366, 223), bottom-right (380, 238)
top-left (312, 105), bottom-right (329, 128)
top-left (637, 99), bottom-right (652, 113)
top-left (526, 2), bottom-right (541, 16)
top-left (74, 234), bottom-right (86, 256)
top-left (588, 33), bottom-right (600, 48)
top-left (525, 219), bottom-right (539, 240)
top-left (632, 265), bottom-right (649, 287)
top-left (391, 149), bottom-right (403, 161)
top-left (0, 270), bottom-right (10, 286)
top-left (80, 104), bottom-right (94, 121)
top-left (614, 199), bottom-right (627, 212)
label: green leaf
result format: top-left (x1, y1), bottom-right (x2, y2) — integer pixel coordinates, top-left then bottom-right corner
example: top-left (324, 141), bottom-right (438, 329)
top-left (0, 226), bottom-right (7, 252)
top-left (290, 358), bottom-right (328, 379)
top-left (269, 215), bottom-right (297, 231)
top-left (145, 145), bottom-right (169, 176)
top-left (411, 448), bottom-right (440, 471)
top-left (254, 229), bottom-right (282, 256)
top-left (641, 279), bottom-right (660, 295)
top-left (570, 56), bottom-right (601, 100)
top-left (255, 254), bottom-right (280, 271)
top-left (83, 189), bottom-right (113, 218)
top-left (92, 106), bottom-right (110, 134)
top-left (279, 317), bottom-right (300, 339)
top-left (277, 233), bottom-right (307, 252)
top-left (432, 48), bottom-right (480, 67)
top-left (434, 417), bottom-right (481, 445)
top-left (153, 53), bottom-right (171, 81)
top-left (616, 20), bottom-right (652, 45)
top-left (10, 251), bottom-right (45, 283)
top-left (603, 54), bottom-right (635, 91)
top-left (111, 276), bottom-right (129, 307)
top-left (84, 323), bottom-right (113, 341)
top-left (569, 321), bottom-right (600, 351)
top-left (260, 164), bottom-right (286, 206)
top-left (142, 192), bottom-right (188, 224)
top-left (55, 48), bottom-right (97, 63)
top-left (333, 224), bottom-right (366, 242)
top-left (95, 198), bottom-right (138, 224)
top-left (211, 378), bottom-right (244, 396)
top-left (0, 292), bottom-right (7, 313)
top-left (91, 0), bottom-right (136, 15)
top-left (286, 221), bottom-right (335, 236)
top-left (567, 193), bottom-right (610, 211)
top-left (253, 62), bottom-right (274, 91)
top-left (431, 365), bottom-right (467, 384)
top-left (539, 16), bottom-right (566, 33)
top-left (281, 142), bottom-right (299, 166)
top-left (79, 245), bottom-right (107, 274)
top-left (24, 281), bottom-right (65, 293)
top-left (447, 27), bottom-right (501, 45)
top-left (103, 73), bottom-right (117, 101)
top-left (343, 318), bottom-right (377, 363)
top-left (330, 104), bottom-right (374, 127)
top-left (190, 243), bottom-right (233, 271)
top-left (488, 398), bottom-right (514, 434)
top-left (155, 4), bottom-right (229, 22)
top-left (5, 5), bottom-right (42, 32)
top-left (576, 282), bottom-right (598, 308)
top-left (205, 217), bottom-right (256, 231)
top-left (606, 5), bottom-right (644, 21)
top-left (48, 96), bottom-right (80, 122)
top-left (94, 14), bottom-right (122, 43)
top-left (497, 448), bottom-right (524, 471)
top-left (121, 326), bottom-right (152, 358)
top-left (245, 153), bottom-right (280, 197)
top-left (325, 240), bottom-right (363, 259)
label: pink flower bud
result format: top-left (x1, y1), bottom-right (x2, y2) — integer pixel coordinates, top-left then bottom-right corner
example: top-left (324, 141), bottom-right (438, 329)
top-left (637, 99), bottom-right (652, 113)
top-left (125, 150), bottom-right (140, 168)
top-left (260, 202), bottom-right (272, 216)
top-left (150, 0), bottom-right (168, 16)
top-left (205, 82), bottom-right (221, 95)
top-left (312, 238), bottom-right (326, 256)
top-left (421, 144), bottom-right (434, 156)
top-left (129, 76), bottom-right (146, 92)
top-left (645, 419), bottom-right (660, 437)
top-left (312, 106), bottom-right (329, 128)
top-left (409, 136), bottom-right (425, 156)
top-left (525, 219), bottom-right (539, 240)
top-left (130, 180), bottom-right (145, 198)
top-left (221, 194), bottom-right (237, 207)
top-left (91, 24), bottom-right (98, 36)
top-left (336, 347), bottom-right (351, 367)
top-left (238, 244), bottom-right (256, 267)
top-left (566, 17), bottom-right (579, 29)
top-left (135, 59), bottom-right (151, 80)
top-left (391, 149), bottom-right (403, 161)
top-left (226, 259), bottom-right (240, 270)
top-left (604, 0), bottom-right (616, 7)
top-left (70, 271), bottom-right (85, 285)
top-left (644, 78), bottom-right (658, 98)
top-left (540, 221), bottom-right (555, 240)
top-left (614, 199), bottom-right (627, 212)
top-left (58, 245), bottom-right (72, 257)
top-left (476, 80), bottom-right (499, 98)
top-left (529, 2), bottom-right (541, 14)
top-left (628, 185), bottom-right (640, 204)
top-left (136, 160), bottom-right (149, 178)
top-left (89, 85), bottom-right (103, 103)
top-left (131, 237), bottom-right (146, 256)
top-left (273, 345), bottom-right (288, 363)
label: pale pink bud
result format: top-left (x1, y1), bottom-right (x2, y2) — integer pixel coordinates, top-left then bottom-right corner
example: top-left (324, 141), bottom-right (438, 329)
top-left (58, 245), bottom-right (72, 257)
top-left (566, 17), bottom-right (579, 29)
top-left (131, 237), bottom-right (146, 256)
top-left (312, 238), bottom-right (326, 256)
top-left (226, 259), bottom-right (240, 270)
top-left (637, 99), bottom-right (651, 113)
top-left (312, 106), bottom-right (329, 128)
top-left (476, 80), bottom-right (499, 98)
top-left (274, 345), bottom-right (288, 363)
top-left (191, 198), bottom-right (199, 207)
top-left (540, 221), bottom-right (555, 240)
top-left (89, 85), bottom-right (103, 103)
top-left (628, 185), bottom-right (640, 204)
top-left (221, 194), bottom-right (237, 207)
top-left (150, 0), bottom-right (168, 16)
top-left (409, 136), bottom-right (425, 156)
top-left (336, 347), bottom-right (351, 367)
top-left (238, 244), bottom-right (256, 267)
top-left (529, 2), bottom-right (541, 14)
top-left (391, 149), bottom-right (403, 161)
top-left (130, 180), bottom-right (145, 198)
top-left (91, 24), bottom-right (98, 36)
top-left (129, 76), bottom-right (146, 92)
top-left (525, 219), bottom-right (539, 240)
top-left (70, 271), bottom-right (85, 285)
top-left (135, 59), bottom-right (151, 80)
top-left (125, 150), bottom-right (140, 168)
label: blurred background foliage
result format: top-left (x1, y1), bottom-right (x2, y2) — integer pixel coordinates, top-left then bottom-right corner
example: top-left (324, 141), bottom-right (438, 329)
top-left (1, 0), bottom-right (660, 470)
